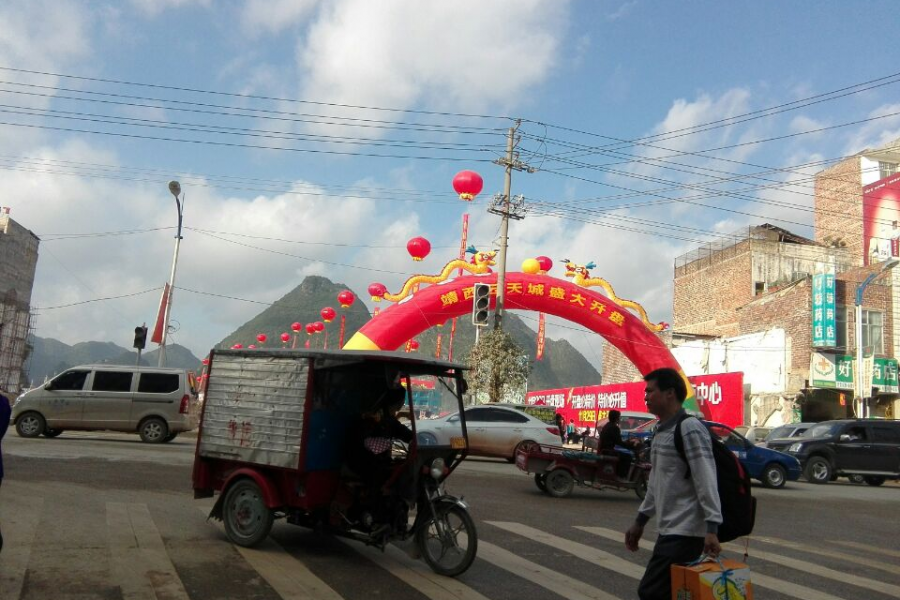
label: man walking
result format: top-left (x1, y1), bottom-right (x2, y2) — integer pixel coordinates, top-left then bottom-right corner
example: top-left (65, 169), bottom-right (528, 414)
top-left (625, 368), bottom-right (721, 600)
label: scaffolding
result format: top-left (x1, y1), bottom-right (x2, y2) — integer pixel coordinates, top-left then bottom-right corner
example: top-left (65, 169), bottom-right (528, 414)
top-left (0, 291), bottom-right (33, 393)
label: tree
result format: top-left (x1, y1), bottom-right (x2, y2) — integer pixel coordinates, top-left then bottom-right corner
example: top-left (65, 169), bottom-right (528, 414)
top-left (466, 328), bottom-right (531, 403)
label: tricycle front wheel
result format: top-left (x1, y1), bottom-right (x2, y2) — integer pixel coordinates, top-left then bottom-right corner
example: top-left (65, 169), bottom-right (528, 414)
top-left (416, 504), bottom-right (477, 577)
top-left (223, 479), bottom-right (274, 547)
top-left (534, 473), bottom-right (548, 493)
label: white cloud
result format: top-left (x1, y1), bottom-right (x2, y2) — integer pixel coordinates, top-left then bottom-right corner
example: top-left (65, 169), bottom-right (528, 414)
top-left (842, 102), bottom-right (900, 156)
top-left (128, 0), bottom-right (211, 17)
top-left (296, 0), bottom-right (569, 115)
top-left (240, 0), bottom-right (321, 36)
top-left (607, 1), bottom-right (637, 21)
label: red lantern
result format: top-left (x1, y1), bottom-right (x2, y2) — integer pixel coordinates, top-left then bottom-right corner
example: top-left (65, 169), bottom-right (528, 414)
top-left (280, 332), bottom-right (291, 343)
top-left (248, 344), bottom-right (257, 349)
top-left (536, 256), bottom-right (553, 273)
top-left (291, 321), bottom-right (302, 332)
top-left (452, 170), bottom-right (484, 201)
top-left (368, 283), bottom-right (387, 302)
top-left (321, 307), bottom-right (336, 323)
top-left (256, 333), bottom-right (267, 344)
top-left (306, 323), bottom-right (316, 335)
top-left (338, 290), bottom-right (356, 308)
top-left (231, 344), bottom-right (243, 349)
top-left (407, 237), bottom-right (431, 262)
top-left (201, 358), bottom-right (209, 365)
top-left (409, 339), bottom-right (420, 351)
top-left (314, 321), bottom-right (325, 332)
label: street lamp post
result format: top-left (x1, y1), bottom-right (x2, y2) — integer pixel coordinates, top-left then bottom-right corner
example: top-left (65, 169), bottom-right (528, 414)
top-left (158, 181), bottom-right (184, 367)
top-left (854, 258), bottom-right (898, 418)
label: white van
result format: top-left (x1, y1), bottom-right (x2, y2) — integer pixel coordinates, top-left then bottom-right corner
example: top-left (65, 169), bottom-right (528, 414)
top-left (11, 365), bottom-right (199, 443)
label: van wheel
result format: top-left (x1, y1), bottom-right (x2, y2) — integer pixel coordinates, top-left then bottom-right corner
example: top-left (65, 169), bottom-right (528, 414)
top-left (43, 429), bottom-right (63, 438)
top-left (223, 479), bottom-right (274, 547)
top-left (864, 476), bottom-right (886, 487)
top-left (16, 412), bottom-right (46, 438)
top-left (804, 457), bottom-right (832, 484)
top-left (162, 432), bottom-right (178, 443)
top-left (762, 464), bottom-right (787, 489)
top-left (139, 417), bottom-right (169, 443)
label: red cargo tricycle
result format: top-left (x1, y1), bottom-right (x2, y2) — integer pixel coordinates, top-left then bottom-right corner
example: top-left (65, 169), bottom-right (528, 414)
top-left (192, 349), bottom-right (477, 577)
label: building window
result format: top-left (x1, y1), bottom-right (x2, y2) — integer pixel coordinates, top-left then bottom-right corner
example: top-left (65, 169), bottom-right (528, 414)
top-left (879, 161), bottom-right (898, 180)
top-left (836, 305), bottom-right (847, 349)
top-left (754, 281), bottom-right (765, 296)
top-left (862, 309), bottom-right (884, 355)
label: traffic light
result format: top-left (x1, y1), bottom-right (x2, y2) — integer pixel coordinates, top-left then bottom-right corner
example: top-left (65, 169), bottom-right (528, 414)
top-left (472, 283), bottom-right (491, 326)
top-left (133, 325), bottom-right (148, 350)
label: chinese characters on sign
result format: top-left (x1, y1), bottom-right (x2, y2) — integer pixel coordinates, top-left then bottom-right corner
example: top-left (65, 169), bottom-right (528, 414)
top-left (811, 262), bottom-right (836, 348)
top-left (810, 352), bottom-right (854, 390)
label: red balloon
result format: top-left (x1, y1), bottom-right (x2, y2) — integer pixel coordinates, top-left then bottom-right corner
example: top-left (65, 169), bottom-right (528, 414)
top-left (409, 339), bottom-right (420, 350)
top-left (201, 358), bottom-right (209, 365)
top-left (280, 332), bottom-right (291, 343)
top-left (248, 344), bottom-right (257, 349)
top-left (231, 344), bottom-right (243, 349)
top-left (314, 321), bottom-right (325, 332)
top-left (536, 256), bottom-right (553, 272)
top-left (407, 237), bottom-right (431, 261)
top-left (256, 333), bottom-right (267, 344)
top-left (338, 290), bottom-right (356, 308)
top-left (306, 323), bottom-right (316, 335)
top-left (321, 307), bottom-right (336, 323)
top-left (452, 170), bottom-right (484, 201)
top-left (291, 321), bottom-right (303, 332)
top-left (368, 283), bottom-right (387, 301)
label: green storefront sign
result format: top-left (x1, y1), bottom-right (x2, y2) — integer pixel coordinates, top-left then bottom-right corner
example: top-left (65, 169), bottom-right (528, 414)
top-left (810, 352), bottom-right (898, 393)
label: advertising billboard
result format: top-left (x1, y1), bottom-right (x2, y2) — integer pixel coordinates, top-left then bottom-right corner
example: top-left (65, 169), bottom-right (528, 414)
top-left (525, 372), bottom-right (745, 429)
top-left (862, 173), bottom-right (900, 265)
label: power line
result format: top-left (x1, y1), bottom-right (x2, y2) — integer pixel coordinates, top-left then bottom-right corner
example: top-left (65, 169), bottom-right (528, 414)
top-left (33, 286), bottom-right (161, 311)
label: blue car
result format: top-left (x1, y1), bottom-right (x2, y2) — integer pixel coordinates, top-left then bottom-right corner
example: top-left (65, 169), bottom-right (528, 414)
top-left (702, 420), bottom-right (802, 489)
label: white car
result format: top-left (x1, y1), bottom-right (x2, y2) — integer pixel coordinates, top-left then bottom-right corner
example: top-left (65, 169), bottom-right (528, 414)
top-left (416, 404), bottom-right (561, 461)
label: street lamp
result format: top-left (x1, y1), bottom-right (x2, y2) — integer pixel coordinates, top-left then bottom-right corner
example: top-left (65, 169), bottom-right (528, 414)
top-left (158, 180), bottom-right (184, 367)
top-left (855, 257), bottom-right (898, 418)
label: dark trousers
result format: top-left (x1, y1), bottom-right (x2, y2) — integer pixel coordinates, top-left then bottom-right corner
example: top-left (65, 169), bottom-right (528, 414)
top-left (637, 534), bottom-right (705, 600)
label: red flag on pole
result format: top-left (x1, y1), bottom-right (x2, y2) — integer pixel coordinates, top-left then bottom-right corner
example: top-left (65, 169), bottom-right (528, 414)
top-left (435, 333), bottom-right (443, 359)
top-left (536, 312), bottom-right (547, 360)
top-left (448, 213), bottom-right (469, 363)
top-left (151, 283), bottom-right (170, 344)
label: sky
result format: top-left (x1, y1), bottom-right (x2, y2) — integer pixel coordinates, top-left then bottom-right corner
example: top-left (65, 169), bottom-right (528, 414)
top-left (3, 1), bottom-right (900, 371)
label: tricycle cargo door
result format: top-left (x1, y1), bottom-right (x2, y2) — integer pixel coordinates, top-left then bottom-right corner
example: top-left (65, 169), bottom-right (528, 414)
top-left (198, 354), bottom-right (309, 469)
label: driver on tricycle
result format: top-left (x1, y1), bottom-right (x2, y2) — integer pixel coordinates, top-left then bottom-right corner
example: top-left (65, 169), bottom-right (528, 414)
top-left (599, 409), bottom-right (642, 478)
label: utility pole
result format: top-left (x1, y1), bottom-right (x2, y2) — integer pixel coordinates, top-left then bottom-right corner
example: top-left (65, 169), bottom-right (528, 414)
top-left (159, 181), bottom-right (184, 367)
top-left (491, 119), bottom-right (531, 330)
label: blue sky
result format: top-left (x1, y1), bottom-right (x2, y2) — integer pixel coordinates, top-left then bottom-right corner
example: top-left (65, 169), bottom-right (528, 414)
top-left (4, 1), bottom-right (900, 369)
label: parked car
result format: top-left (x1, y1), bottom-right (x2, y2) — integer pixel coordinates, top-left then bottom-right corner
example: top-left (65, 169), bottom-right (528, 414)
top-left (11, 365), bottom-right (199, 443)
top-left (735, 426), bottom-right (772, 444)
top-left (757, 422), bottom-right (815, 448)
top-left (767, 419), bottom-right (900, 485)
top-left (416, 404), bottom-right (560, 461)
top-left (702, 421), bottom-right (802, 488)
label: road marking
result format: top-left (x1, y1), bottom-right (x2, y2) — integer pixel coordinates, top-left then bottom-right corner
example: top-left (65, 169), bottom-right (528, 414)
top-left (478, 540), bottom-right (622, 600)
top-left (486, 521), bottom-right (644, 578)
top-left (578, 526), bottom-right (850, 600)
top-left (199, 508), bottom-right (344, 600)
top-left (0, 496), bottom-right (43, 600)
top-left (339, 538), bottom-right (491, 600)
top-left (831, 539), bottom-right (900, 559)
top-left (107, 502), bottom-right (191, 600)
top-left (754, 535), bottom-right (900, 575)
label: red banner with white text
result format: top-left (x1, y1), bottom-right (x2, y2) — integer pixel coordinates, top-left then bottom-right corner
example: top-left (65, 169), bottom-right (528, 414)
top-left (525, 372), bottom-right (744, 429)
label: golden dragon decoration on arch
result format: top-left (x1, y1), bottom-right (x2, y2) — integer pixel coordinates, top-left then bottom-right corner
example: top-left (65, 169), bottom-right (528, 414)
top-left (562, 258), bottom-right (668, 332)
top-left (371, 246), bottom-right (497, 303)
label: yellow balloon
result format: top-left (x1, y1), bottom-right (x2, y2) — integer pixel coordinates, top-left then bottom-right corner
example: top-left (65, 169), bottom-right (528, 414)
top-left (521, 258), bottom-right (540, 274)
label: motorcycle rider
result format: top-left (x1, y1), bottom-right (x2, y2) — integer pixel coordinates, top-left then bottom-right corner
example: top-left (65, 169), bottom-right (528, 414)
top-left (599, 410), bottom-right (641, 478)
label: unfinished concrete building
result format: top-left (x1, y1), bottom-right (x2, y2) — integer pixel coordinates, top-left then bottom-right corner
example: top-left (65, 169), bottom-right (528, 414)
top-left (0, 208), bottom-right (39, 393)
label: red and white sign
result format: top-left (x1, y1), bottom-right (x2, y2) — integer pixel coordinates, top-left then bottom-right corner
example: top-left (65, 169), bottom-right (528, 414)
top-left (863, 173), bottom-right (900, 265)
top-left (525, 372), bottom-right (745, 429)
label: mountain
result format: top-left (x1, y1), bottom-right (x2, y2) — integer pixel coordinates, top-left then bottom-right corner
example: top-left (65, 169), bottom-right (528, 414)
top-left (217, 276), bottom-right (600, 392)
top-left (26, 337), bottom-right (201, 384)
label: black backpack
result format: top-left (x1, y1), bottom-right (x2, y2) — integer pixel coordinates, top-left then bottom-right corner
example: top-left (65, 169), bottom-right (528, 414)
top-left (673, 414), bottom-right (756, 543)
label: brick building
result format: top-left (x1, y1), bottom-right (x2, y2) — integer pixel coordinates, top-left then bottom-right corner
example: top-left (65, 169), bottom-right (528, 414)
top-left (602, 138), bottom-right (900, 425)
top-left (0, 208), bottom-right (39, 394)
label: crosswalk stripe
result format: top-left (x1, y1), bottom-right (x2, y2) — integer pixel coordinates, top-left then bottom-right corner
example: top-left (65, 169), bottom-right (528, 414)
top-left (0, 496), bottom-right (42, 600)
top-left (478, 540), bottom-right (622, 600)
top-left (339, 538), bottom-right (491, 600)
top-left (577, 526), bottom-right (850, 600)
top-left (754, 535), bottom-right (900, 575)
top-left (486, 521), bottom-right (644, 578)
top-left (108, 502), bottom-right (191, 600)
top-left (198, 508), bottom-right (344, 600)
top-left (831, 539), bottom-right (900, 559)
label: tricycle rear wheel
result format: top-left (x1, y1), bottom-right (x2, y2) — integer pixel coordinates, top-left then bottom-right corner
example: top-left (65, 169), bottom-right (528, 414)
top-left (545, 469), bottom-right (575, 498)
top-left (416, 504), bottom-right (477, 577)
top-left (534, 473), bottom-right (547, 493)
top-left (223, 479), bottom-right (274, 547)
top-left (634, 473), bottom-right (648, 500)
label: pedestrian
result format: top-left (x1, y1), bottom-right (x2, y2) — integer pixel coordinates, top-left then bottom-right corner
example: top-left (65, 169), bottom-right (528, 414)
top-left (566, 419), bottom-right (576, 444)
top-left (625, 368), bottom-right (721, 600)
top-left (555, 413), bottom-right (566, 445)
top-left (0, 388), bottom-right (10, 554)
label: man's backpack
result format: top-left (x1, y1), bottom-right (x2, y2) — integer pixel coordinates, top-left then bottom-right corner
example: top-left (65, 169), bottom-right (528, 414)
top-left (673, 414), bottom-right (756, 543)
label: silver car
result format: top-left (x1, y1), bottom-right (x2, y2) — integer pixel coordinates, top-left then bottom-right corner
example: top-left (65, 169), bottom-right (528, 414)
top-left (417, 404), bottom-right (560, 461)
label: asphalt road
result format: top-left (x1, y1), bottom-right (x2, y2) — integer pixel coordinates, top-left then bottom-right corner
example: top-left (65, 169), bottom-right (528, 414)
top-left (2, 432), bottom-right (899, 600)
